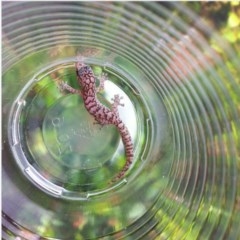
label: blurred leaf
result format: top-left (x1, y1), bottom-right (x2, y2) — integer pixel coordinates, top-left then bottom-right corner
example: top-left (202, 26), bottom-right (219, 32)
top-left (228, 12), bottom-right (240, 27)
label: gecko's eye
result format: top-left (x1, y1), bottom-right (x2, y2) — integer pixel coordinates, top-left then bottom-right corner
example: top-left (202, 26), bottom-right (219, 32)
top-left (84, 66), bottom-right (91, 72)
top-left (77, 68), bottom-right (84, 77)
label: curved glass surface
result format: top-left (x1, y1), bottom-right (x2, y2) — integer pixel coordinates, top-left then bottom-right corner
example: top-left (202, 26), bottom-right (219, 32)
top-left (2, 2), bottom-right (240, 239)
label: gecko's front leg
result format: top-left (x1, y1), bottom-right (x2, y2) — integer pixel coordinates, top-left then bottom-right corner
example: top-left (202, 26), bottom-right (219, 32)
top-left (96, 72), bottom-right (108, 93)
top-left (59, 81), bottom-right (82, 96)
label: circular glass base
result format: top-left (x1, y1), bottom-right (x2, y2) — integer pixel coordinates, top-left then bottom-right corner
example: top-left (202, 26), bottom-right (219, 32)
top-left (8, 59), bottom-right (153, 200)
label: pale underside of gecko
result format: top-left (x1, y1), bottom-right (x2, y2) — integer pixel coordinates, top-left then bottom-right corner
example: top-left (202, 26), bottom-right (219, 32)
top-left (58, 59), bottom-right (134, 182)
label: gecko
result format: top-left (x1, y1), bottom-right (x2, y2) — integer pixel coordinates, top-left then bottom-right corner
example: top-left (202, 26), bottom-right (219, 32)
top-left (57, 58), bottom-right (134, 182)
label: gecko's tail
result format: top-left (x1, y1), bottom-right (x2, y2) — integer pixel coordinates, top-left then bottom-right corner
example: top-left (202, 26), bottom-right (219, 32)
top-left (111, 120), bottom-right (134, 182)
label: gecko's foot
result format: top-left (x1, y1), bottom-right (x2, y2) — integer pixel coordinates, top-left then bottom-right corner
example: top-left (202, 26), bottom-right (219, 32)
top-left (100, 72), bottom-right (108, 81)
top-left (58, 81), bottom-right (67, 92)
top-left (51, 73), bottom-right (66, 93)
top-left (111, 94), bottom-right (124, 109)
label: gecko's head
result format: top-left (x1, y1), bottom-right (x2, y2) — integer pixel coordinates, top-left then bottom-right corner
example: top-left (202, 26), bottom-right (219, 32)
top-left (77, 65), bottom-right (94, 87)
top-left (75, 60), bottom-right (85, 70)
top-left (77, 65), bottom-right (92, 78)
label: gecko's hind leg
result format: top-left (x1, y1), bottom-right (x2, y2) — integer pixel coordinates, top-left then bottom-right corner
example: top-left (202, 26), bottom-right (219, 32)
top-left (111, 94), bottom-right (124, 114)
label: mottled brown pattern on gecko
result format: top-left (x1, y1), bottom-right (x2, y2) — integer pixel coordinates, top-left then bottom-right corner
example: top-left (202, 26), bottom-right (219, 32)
top-left (59, 59), bottom-right (134, 182)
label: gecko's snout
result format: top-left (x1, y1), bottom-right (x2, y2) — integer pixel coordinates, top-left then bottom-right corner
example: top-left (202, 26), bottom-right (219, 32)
top-left (75, 61), bottom-right (85, 71)
top-left (76, 61), bottom-right (86, 78)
